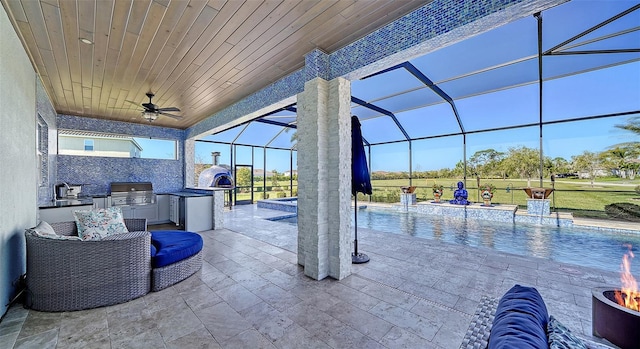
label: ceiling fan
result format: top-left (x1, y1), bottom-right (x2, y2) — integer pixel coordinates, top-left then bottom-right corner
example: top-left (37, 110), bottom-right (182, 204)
top-left (126, 92), bottom-right (182, 122)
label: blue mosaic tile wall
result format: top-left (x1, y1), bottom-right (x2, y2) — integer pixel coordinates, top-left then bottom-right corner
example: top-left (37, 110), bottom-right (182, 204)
top-left (36, 79), bottom-right (58, 205)
top-left (413, 202), bottom-right (518, 223)
top-left (186, 0), bottom-right (565, 139)
top-left (187, 69), bottom-right (306, 139)
top-left (256, 198), bottom-right (298, 213)
top-left (58, 114), bottom-right (184, 139)
top-left (305, 49), bottom-right (330, 82)
top-left (55, 114), bottom-right (185, 196)
top-left (57, 155), bottom-right (183, 195)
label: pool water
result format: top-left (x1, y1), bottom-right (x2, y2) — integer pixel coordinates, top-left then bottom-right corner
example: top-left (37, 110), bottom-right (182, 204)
top-left (271, 208), bottom-right (640, 275)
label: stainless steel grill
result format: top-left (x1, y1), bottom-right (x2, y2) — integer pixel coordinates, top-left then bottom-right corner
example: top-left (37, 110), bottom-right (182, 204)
top-left (110, 182), bottom-right (156, 206)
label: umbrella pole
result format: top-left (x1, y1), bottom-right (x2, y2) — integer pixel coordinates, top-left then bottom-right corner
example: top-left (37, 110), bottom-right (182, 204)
top-left (352, 194), bottom-right (369, 264)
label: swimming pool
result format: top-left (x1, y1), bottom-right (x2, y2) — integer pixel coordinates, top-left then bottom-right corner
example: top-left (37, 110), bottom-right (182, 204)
top-left (270, 208), bottom-right (640, 275)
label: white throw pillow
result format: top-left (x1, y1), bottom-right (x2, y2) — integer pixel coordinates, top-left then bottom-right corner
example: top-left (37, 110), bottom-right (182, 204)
top-left (29, 221), bottom-right (82, 241)
top-left (32, 220), bottom-right (56, 237)
top-left (73, 207), bottom-right (129, 241)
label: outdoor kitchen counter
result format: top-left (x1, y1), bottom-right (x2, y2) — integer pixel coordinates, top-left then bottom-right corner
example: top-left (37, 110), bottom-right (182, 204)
top-left (39, 198), bottom-right (94, 209)
top-left (166, 192), bottom-right (211, 197)
top-left (38, 198), bottom-right (94, 223)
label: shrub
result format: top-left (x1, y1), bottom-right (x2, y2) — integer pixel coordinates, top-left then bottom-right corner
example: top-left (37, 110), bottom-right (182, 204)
top-left (604, 203), bottom-right (640, 222)
top-left (635, 185), bottom-right (640, 195)
top-left (276, 192), bottom-right (286, 198)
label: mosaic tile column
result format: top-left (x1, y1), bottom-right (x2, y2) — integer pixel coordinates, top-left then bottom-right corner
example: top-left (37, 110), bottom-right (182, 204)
top-left (184, 139), bottom-right (195, 188)
top-left (297, 77), bottom-right (352, 280)
top-left (211, 190), bottom-right (224, 229)
top-left (527, 199), bottom-right (551, 216)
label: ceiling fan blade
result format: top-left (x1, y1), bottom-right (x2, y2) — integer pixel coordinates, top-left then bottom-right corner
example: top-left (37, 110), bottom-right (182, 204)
top-left (159, 112), bottom-right (183, 120)
top-left (111, 107), bottom-right (142, 111)
top-left (124, 100), bottom-right (140, 106)
top-left (141, 102), bottom-right (156, 110)
top-left (158, 107), bottom-right (180, 112)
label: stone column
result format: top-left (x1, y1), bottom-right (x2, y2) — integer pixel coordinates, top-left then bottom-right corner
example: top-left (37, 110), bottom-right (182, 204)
top-left (211, 190), bottom-right (224, 229)
top-left (184, 138), bottom-right (195, 188)
top-left (297, 77), bottom-right (352, 280)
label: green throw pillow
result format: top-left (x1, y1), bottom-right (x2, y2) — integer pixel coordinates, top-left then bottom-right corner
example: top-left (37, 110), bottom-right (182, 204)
top-left (547, 315), bottom-right (587, 349)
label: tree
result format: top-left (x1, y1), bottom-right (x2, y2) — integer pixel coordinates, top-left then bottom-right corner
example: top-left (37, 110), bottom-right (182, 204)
top-left (468, 149), bottom-right (504, 178)
top-left (500, 146), bottom-right (540, 186)
top-left (236, 167), bottom-right (252, 188)
top-left (614, 116), bottom-right (640, 149)
top-left (413, 164), bottom-right (423, 178)
top-left (194, 154), bottom-right (210, 185)
top-left (611, 116), bottom-right (640, 179)
top-left (551, 157), bottom-right (571, 175)
top-left (271, 169), bottom-right (281, 189)
top-left (571, 151), bottom-right (602, 187)
top-left (452, 160), bottom-right (465, 177)
top-left (601, 147), bottom-right (628, 178)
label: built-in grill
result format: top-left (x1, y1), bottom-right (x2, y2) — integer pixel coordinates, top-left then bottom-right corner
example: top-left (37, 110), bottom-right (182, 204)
top-left (110, 182), bottom-right (156, 206)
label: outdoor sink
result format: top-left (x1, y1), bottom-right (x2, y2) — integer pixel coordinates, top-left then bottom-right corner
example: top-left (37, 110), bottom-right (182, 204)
top-left (54, 198), bottom-right (93, 206)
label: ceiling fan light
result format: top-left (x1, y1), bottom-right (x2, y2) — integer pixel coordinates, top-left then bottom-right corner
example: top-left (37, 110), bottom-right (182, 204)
top-left (142, 111), bottom-right (158, 122)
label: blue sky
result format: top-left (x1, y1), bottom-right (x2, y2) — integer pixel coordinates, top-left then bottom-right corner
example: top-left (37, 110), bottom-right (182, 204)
top-left (134, 138), bottom-right (177, 160)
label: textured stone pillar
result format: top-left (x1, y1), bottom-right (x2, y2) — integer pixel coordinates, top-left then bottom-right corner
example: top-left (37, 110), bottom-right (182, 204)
top-left (184, 138), bottom-right (195, 188)
top-left (211, 190), bottom-right (225, 229)
top-left (297, 77), bottom-right (352, 280)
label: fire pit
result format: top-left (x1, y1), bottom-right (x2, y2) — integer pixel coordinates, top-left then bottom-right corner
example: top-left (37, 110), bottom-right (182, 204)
top-left (592, 287), bottom-right (640, 348)
top-left (522, 187), bottom-right (553, 199)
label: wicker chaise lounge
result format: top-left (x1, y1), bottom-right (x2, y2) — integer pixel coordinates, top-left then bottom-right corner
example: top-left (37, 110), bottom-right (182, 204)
top-left (460, 294), bottom-right (615, 349)
top-left (25, 219), bottom-right (151, 312)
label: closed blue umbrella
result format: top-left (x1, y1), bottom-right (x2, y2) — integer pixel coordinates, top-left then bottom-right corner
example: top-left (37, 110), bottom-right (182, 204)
top-left (352, 116), bottom-right (372, 196)
top-left (351, 115), bottom-right (371, 264)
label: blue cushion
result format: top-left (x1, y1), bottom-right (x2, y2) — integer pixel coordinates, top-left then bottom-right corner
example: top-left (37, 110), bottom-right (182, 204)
top-left (150, 231), bottom-right (203, 268)
top-left (151, 243), bottom-right (157, 257)
top-left (488, 284), bottom-right (549, 349)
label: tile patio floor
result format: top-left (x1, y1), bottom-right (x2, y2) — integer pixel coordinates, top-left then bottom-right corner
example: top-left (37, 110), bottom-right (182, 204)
top-left (0, 204), bottom-right (623, 348)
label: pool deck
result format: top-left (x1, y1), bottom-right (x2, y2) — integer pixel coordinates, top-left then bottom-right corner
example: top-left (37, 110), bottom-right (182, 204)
top-left (2, 204), bottom-right (627, 348)
top-left (221, 205), bottom-right (622, 347)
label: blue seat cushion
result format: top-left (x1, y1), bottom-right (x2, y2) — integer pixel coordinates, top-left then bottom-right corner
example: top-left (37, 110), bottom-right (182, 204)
top-left (488, 284), bottom-right (549, 349)
top-left (150, 231), bottom-right (203, 268)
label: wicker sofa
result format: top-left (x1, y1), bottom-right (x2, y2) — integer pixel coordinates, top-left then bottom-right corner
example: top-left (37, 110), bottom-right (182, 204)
top-left (25, 219), bottom-right (151, 312)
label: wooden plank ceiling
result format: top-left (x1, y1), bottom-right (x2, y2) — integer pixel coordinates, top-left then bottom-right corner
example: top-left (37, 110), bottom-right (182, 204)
top-left (2, 0), bottom-right (427, 129)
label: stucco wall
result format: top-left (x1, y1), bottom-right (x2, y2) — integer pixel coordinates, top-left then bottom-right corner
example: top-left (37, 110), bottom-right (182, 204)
top-left (0, 5), bottom-right (37, 317)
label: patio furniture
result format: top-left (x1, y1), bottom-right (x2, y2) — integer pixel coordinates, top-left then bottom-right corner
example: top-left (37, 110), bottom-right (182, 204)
top-left (150, 230), bottom-right (203, 291)
top-left (460, 286), bottom-right (616, 349)
top-left (25, 219), bottom-right (151, 312)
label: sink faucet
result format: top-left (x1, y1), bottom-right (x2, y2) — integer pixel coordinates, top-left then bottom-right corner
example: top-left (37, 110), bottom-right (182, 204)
top-left (54, 182), bottom-right (72, 201)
